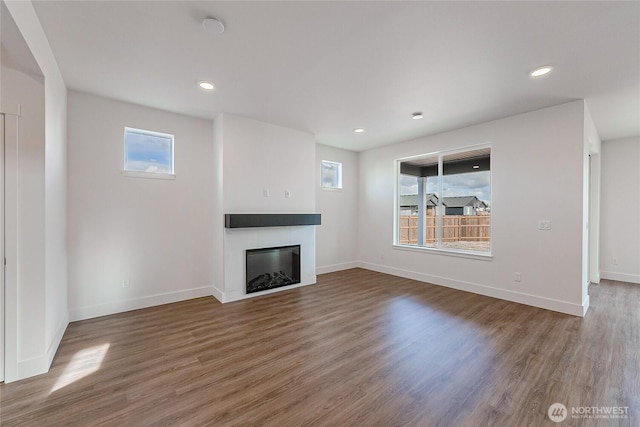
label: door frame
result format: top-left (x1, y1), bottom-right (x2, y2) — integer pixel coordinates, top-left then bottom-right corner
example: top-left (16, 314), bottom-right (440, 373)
top-left (1, 110), bottom-right (20, 382)
top-left (0, 112), bottom-right (4, 382)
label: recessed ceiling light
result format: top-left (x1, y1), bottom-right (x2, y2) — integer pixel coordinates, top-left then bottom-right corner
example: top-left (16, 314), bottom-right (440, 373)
top-left (473, 164), bottom-right (480, 169)
top-left (412, 112), bottom-right (423, 120)
top-left (530, 66), bottom-right (553, 77)
top-left (202, 17), bottom-right (225, 34)
top-left (198, 81), bottom-right (215, 90)
top-left (353, 128), bottom-right (364, 133)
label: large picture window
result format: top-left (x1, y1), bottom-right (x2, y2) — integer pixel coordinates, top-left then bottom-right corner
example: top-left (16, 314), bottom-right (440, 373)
top-left (397, 146), bottom-right (491, 254)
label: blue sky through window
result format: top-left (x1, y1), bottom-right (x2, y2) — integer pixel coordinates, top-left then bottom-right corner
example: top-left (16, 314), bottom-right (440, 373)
top-left (399, 171), bottom-right (490, 203)
top-left (125, 128), bottom-right (173, 174)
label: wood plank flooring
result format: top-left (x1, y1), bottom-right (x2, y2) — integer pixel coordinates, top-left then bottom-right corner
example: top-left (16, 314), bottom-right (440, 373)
top-left (1, 268), bottom-right (638, 426)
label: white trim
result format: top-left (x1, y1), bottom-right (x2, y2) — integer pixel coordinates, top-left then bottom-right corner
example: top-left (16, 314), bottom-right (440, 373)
top-left (47, 311), bottom-right (69, 368)
top-left (16, 356), bottom-right (48, 381)
top-left (357, 261), bottom-right (587, 317)
top-left (211, 284), bottom-right (225, 303)
top-left (3, 113), bottom-right (19, 383)
top-left (392, 244), bottom-right (492, 260)
top-left (223, 279), bottom-right (316, 303)
top-left (69, 286), bottom-right (213, 321)
top-left (0, 114), bottom-right (4, 382)
top-left (600, 271), bottom-right (640, 284)
top-left (316, 262), bottom-right (358, 275)
top-left (121, 170), bottom-right (176, 180)
top-left (582, 294), bottom-right (590, 317)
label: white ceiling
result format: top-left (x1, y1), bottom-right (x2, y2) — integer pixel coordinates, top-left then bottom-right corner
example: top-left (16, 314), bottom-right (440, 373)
top-left (1, 2), bottom-right (43, 82)
top-left (32, 1), bottom-right (640, 151)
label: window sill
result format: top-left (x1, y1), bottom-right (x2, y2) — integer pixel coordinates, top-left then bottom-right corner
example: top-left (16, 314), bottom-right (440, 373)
top-left (122, 171), bottom-right (176, 180)
top-left (321, 186), bottom-right (343, 192)
top-left (392, 243), bottom-right (492, 260)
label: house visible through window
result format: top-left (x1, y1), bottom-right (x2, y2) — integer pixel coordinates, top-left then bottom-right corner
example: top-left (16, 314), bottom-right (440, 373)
top-left (124, 127), bottom-right (174, 175)
top-left (321, 160), bottom-right (343, 189)
top-left (397, 146), bottom-right (491, 254)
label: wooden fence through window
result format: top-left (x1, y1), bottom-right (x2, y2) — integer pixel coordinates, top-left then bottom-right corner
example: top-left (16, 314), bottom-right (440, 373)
top-left (399, 215), bottom-right (490, 245)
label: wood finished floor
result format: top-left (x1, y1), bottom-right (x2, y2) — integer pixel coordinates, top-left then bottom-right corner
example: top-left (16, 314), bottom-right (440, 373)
top-left (1, 268), bottom-right (638, 426)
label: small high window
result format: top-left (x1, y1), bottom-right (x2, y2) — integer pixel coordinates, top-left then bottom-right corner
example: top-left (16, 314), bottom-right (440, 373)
top-left (321, 160), bottom-right (343, 189)
top-left (124, 127), bottom-right (174, 176)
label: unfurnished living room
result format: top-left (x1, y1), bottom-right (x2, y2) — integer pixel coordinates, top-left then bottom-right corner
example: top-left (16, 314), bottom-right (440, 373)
top-left (0, 1), bottom-right (639, 426)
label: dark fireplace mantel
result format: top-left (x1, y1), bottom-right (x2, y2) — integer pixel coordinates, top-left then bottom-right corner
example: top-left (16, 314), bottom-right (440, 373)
top-left (225, 213), bottom-right (321, 229)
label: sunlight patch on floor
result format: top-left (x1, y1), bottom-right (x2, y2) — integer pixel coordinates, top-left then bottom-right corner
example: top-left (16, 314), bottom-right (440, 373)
top-left (50, 343), bottom-right (110, 394)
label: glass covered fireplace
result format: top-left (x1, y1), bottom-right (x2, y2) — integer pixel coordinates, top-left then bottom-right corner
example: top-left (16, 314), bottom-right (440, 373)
top-left (245, 245), bottom-right (301, 294)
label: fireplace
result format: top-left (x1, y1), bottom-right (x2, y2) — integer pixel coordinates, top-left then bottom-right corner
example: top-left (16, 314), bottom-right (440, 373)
top-left (221, 217), bottom-right (317, 303)
top-left (246, 245), bottom-right (301, 294)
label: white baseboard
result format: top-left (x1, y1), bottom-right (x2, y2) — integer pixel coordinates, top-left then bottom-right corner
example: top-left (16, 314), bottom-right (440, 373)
top-left (6, 311), bottom-right (70, 383)
top-left (316, 262), bottom-right (358, 275)
top-left (212, 284), bottom-right (225, 303)
top-left (600, 271), bottom-right (640, 284)
top-left (70, 286), bottom-right (213, 321)
top-left (582, 294), bottom-right (590, 316)
top-left (47, 310), bottom-right (69, 368)
top-left (357, 261), bottom-right (587, 317)
top-left (16, 355), bottom-right (48, 381)
top-left (224, 277), bottom-right (316, 303)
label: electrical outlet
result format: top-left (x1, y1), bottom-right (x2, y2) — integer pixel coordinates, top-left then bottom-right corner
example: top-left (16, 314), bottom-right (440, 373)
top-left (284, 189), bottom-right (291, 198)
top-left (263, 189), bottom-right (270, 197)
top-left (514, 272), bottom-right (522, 282)
top-left (122, 279), bottom-right (130, 289)
top-left (612, 258), bottom-right (618, 265)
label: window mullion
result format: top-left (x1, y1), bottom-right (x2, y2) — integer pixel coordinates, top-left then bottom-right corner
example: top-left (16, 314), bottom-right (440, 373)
top-left (417, 177), bottom-right (426, 246)
top-left (437, 155), bottom-right (444, 249)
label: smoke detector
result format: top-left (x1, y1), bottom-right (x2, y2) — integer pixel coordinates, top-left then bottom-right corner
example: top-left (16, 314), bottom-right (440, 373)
top-left (202, 17), bottom-right (225, 34)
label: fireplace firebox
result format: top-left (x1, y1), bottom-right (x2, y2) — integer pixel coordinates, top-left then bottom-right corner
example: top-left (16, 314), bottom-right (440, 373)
top-left (246, 245), bottom-right (301, 294)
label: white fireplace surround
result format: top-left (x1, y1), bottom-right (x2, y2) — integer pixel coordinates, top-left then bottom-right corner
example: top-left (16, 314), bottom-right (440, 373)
top-left (218, 226), bottom-right (316, 302)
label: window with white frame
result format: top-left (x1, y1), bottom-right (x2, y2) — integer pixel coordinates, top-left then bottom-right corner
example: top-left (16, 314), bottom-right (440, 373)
top-left (397, 146), bottom-right (491, 254)
top-left (124, 127), bottom-right (174, 176)
top-left (321, 160), bottom-right (343, 189)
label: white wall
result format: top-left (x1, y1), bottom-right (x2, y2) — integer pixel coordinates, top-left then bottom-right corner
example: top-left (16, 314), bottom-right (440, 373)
top-left (67, 91), bottom-right (214, 320)
top-left (44, 74), bottom-right (68, 369)
top-left (315, 144), bottom-right (358, 274)
top-left (584, 103), bottom-right (601, 286)
top-left (3, 0), bottom-right (68, 382)
top-left (211, 114), bottom-right (224, 301)
top-left (1, 62), bottom-right (46, 379)
top-left (600, 136), bottom-right (640, 284)
top-left (221, 114), bottom-right (316, 213)
top-left (357, 101), bottom-right (589, 316)
top-left (215, 113), bottom-right (317, 301)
